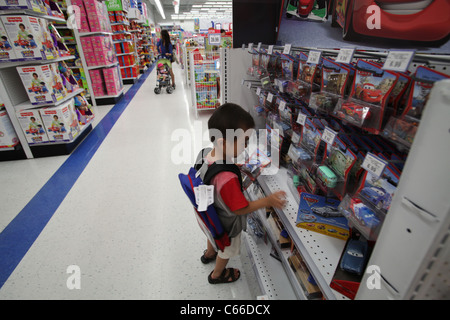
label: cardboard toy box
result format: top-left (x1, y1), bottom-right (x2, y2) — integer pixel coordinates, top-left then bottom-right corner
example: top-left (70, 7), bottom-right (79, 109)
top-left (0, 0), bottom-right (42, 11)
top-left (296, 192), bottom-right (349, 240)
top-left (0, 19), bottom-right (19, 61)
top-left (16, 108), bottom-right (49, 144)
top-left (17, 63), bottom-right (67, 105)
top-left (0, 108), bottom-right (19, 148)
top-left (102, 66), bottom-right (122, 96)
top-left (1, 15), bottom-right (46, 60)
top-left (39, 99), bottom-right (80, 142)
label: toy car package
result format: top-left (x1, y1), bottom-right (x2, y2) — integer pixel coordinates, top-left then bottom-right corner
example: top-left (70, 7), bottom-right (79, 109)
top-left (333, 59), bottom-right (399, 134)
top-left (286, 0), bottom-right (329, 22)
top-left (296, 192), bottom-right (349, 240)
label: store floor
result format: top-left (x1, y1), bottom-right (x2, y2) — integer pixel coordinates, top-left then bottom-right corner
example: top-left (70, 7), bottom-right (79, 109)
top-left (0, 64), bottom-right (260, 299)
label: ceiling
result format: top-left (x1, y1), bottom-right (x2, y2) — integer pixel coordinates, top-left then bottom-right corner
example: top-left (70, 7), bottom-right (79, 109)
top-left (145, 0), bottom-right (232, 21)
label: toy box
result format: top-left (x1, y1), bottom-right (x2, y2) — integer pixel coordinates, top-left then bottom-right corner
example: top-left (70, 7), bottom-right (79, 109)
top-left (102, 65), bottom-right (122, 96)
top-left (79, 36), bottom-right (97, 66)
top-left (296, 192), bottom-right (349, 240)
top-left (0, 19), bottom-right (19, 61)
top-left (0, 0), bottom-right (42, 11)
top-left (91, 35), bottom-right (115, 66)
top-left (70, 0), bottom-right (90, 32)
top-left (0, 108), bottom-right (19, 148)
top-left (17, 63), bottom-right (67, 105)
top-left (1, 15), bottom-right (46, 60)
top-left (39, 99), bottom-right (80, 142)
top-left (84, 0), bottom-right (111, 33)
top-left (16, 108), bottom-right (49, 143)
top-left (88, 69), bottom-right (106, 96)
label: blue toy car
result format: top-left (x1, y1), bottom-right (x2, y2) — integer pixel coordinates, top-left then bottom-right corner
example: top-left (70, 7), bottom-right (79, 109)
top-left (353, 204), bottom-right (380, 228)
top-left (340, 239), bottom-right (368, 276)
top-left (360, 186), bottom-right (390, 210)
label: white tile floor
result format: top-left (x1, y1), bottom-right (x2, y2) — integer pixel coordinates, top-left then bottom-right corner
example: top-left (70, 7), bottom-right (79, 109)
top-left (0, 64), bottom-right (261, 299)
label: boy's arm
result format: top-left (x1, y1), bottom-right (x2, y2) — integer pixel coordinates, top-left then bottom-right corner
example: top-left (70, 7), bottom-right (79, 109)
top-left (233, 191), bottom-right (286, 216)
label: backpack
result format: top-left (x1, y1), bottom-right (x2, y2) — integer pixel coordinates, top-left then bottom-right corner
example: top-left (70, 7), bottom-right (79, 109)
top-left (178, 148), bottom-right (243, 251)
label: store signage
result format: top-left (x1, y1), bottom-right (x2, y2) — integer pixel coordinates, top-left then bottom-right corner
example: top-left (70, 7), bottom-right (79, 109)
top-left (335, 48), bottom-right (355, 64)
top-left (382, 50), bottom-right (415, 73)
top-left (208, 33), bottom-right (221, 45)
top-left (361, 152), bottom-right (387, 178)
top-left (105, 0), bottom-right (123, 11)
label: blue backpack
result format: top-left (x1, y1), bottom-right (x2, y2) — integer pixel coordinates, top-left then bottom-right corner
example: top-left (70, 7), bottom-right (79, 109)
top-left (178, 149), bottom-right (243, 251)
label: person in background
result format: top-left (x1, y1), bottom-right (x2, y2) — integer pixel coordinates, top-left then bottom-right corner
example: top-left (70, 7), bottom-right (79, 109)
top-left (157, 29), bottom-right (175, 89)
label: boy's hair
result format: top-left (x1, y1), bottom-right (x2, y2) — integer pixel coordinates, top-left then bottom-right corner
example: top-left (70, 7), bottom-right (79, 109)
top-left (208, 103), bottom-right (255, 143)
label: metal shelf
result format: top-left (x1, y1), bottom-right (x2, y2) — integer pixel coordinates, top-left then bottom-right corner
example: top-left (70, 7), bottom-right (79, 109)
top-left (14, 88), bottom-right (84, 111)
top-left (0, 55), bottom-right (76, 69)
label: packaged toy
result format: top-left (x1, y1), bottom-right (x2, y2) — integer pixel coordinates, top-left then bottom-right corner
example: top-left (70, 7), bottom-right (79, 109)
top-left (296, 192), bottom-right (349, 240)
top-left (0, 108), bottom-right (19, 148)
top-left (102, 65), bottom-right (122, 96)
top-left (286, 0), bottom-right (329, 21)
top-left (16, 108), bottom-right (50, 143)
top-left (17, 63), bottom-right (67, 105)
top-left (73, 93), bottom-right (94, 125)
top-left (0, 20), bottom-right (19, 61)
top-left (0, 0), bottom-right (42, 11)
top-left (39, 99), bottom-right (80, 142)
top-left (1, 15), bottom-right (46, 60)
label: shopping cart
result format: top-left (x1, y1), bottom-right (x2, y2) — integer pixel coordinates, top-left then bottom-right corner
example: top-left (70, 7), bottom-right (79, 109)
top-left (154, 55), bottom-right (173, 94)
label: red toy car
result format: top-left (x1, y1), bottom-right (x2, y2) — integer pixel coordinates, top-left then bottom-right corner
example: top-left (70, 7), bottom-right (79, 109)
top-left (359, 83), bottom-right (382, 103)
top-left (339, 101), bottom-right (371, 123)
top-left (331, 0), bottom-right (450, 44)
top-left (298, 0), bottom-right (316, 17)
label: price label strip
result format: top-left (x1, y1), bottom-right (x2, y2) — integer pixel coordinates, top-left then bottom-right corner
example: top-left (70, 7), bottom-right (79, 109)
top-left (283, 43), bottom-right (292, 55)
top-left (335, 48), bottom-right (355, 64)
top-left (382, 50), bottom-right (415, 73)
top-left (321, 126), bottom-right (337, 145)
top-left (361, 152), bottom-right (388, 178)
top-left (307, 50), bottom-right (322, 65)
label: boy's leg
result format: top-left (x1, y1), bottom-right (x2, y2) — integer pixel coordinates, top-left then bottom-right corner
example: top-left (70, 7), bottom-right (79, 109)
top-left (210, 256), bottom-right (240, 280)
top-left (204, 240), bottom-right (216, 259)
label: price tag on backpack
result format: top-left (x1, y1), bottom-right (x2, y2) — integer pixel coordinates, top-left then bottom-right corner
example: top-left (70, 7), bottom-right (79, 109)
top-left (361, 152), bottom-right (387, 178)
top-left (321, 126), bottom-right (337, 145)
top-left (382, 50), bottom-right (415, 72)
top-left (194, 185), bottom-right (214, 211)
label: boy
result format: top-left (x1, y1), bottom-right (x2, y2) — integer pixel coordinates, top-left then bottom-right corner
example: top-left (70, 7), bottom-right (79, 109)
top-left (196, 103), bottom-right (286, 284)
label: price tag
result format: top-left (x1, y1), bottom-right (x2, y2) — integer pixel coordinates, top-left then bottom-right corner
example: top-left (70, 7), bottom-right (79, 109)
top-left (273, 122), bottom-right (284, 137)
top-left (256, 87), bottom-right (261, 96)
top-left (361, 153), bottom-right (388, 178)
top-left (283, 43), bottom-right (291, 55)
top-left (242, 44), bottom-right (245, 50)
top-left (296, 112), bottom-right (307, 126)
top-left (321, 126), bottom-right (337, 145)
top-left (279, 100), bottom-right (286, 112)
top-left (382, 50), bottom-right (415, 72)
top-left (208, 33), bottom-right (221, 45)
top-left (248, 43), bottom-right (254, 51)
top-left (247, 82), bottom-right (252, 89)
top-left (267, 92), bottom-right (274, 102)
top-left (307, 50), bottom-right (322, 65)
top-left (335, 48), bottom-right (355, 64)
top-left (268, 45), bottom-right (274, 54)
top-left (257, 42), bottom-right (262, 51)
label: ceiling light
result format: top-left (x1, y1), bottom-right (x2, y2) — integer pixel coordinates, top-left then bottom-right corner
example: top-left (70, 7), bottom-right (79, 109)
top-left (154, 0), bottom-right (166, 19)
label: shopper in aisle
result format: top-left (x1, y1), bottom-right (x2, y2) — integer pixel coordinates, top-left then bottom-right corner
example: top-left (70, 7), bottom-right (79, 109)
top-left (156, 29), bottom-right (176, 89)
top-left (197, 103), bottom-right (287, 284)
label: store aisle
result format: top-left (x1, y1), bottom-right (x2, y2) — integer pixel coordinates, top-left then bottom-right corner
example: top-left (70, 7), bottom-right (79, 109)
top-left (0, 64), bottom-right (259, 299)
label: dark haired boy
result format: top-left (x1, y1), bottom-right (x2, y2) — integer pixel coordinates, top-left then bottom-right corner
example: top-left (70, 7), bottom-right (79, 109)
top-left (197, 103), bottom-right (286, 284)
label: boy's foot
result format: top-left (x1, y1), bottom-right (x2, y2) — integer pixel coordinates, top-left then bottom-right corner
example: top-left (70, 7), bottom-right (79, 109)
top-left (201, 250), bottom-right (217, 264)
top-left (172, 84), bottom-right (176, 90)
top-left (208, 268), bottom-right (240, 284)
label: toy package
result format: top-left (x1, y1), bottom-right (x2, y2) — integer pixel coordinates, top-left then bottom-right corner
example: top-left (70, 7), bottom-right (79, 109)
top-left (84, 0), bottom-right (111, 33)
top-left (17, 63), bottom-right (67, 105)
top-left (285, 0), bottom-right (329, 21)
top-left (0, 108), bottom-right (19, 148)
top-left (310, 58), bottom-right (350, 114)
top-left (71, 0), bottom-right (90, 32)
top-left (16, 108), bottom-right (50, 143)
top-left (0, 20), bottom-right (19, 61)
top-left (73, 93), bottom-right (94, 125)
top-left (92, 35), bottom-right (116, 66)
top-left (102, 65), bottom-right (122, 96)
top-left (333, 60), bottom-right (398, 134)
top-left (1, 15), bottom-right (47, 60)
top-left (295, 192), bottom-right (349, 240)
top-left (39, 99), bottom-right (80, 142)
top-left (0, 0), bottom-right (42, 11)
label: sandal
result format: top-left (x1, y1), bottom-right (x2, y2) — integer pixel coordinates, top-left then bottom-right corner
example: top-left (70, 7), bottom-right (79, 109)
top-left (201, 250), bottom-right (217, 264)
top-left (208, 268), bottom-right (240, 284)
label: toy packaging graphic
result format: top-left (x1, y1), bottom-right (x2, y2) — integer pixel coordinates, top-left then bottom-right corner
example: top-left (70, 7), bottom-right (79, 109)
top-left (286, 0), bottom-right (328, 21)
top-left (1, 15), bottom-right (47, 60)
top-left (0, 108), bottom-right (19, 148)
top-left (17, 63), bottom-right (67, 105)
top-left (0, 20), bottom-right (19, 61)
top-left (295, 192), bottom-right (349, 240)
top-left (39, 99), bottom-right (80, 142)
top-left (0, 0), bottom-right (43, 11)
top-left (16, 108), bottom-right (50, 143)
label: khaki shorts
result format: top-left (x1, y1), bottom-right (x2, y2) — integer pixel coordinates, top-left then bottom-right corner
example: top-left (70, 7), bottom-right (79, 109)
top-left (218, 233), bottom-right (241, 259)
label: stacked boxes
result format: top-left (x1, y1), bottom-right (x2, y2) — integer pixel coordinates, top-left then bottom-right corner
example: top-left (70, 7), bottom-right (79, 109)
top-left (71, 0), bottom-right (90, 33)
top-left (17, 63), bottom-right (67, 105)
top-left (88, 69), bottom-right (106, 97)
top-left (0, 108), bottom-right (19, 148)
top-left (103, 66), bottom-right (122, 96)
top-left (80, 35), bottom-right (116, 67)
top-left (0, 19), bottom-right (18, 61)
top-left (39, 99), bottom-right (80, 142)
top-left (16, 108), bottom-right (49, 144)
top-left (84, 0), bottom-right (111, 33)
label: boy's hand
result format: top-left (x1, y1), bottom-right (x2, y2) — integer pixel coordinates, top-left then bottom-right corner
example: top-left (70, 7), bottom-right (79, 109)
top-left (266, 191), bottom-right (287, 209)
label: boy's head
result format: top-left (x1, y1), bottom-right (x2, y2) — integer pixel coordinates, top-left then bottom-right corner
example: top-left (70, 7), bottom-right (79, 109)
top-left (208, 103), bottom-right (255, 159)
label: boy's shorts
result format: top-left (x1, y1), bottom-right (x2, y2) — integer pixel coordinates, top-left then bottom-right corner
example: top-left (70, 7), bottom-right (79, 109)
top-left (218, 233), bottom-right (241, 259)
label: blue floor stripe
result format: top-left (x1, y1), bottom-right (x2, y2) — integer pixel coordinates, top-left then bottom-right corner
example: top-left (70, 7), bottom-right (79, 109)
top-left (0, 64), bottom-right (155, 289)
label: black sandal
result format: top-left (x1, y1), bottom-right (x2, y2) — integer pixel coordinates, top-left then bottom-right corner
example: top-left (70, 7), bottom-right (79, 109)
top-left (208, 268), bottom-right (240, 284)
top-left (201, 250), bottom-right (217, 264)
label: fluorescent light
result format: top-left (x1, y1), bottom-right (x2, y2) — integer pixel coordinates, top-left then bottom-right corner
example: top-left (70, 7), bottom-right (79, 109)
top-left (154, 0), bottom-right (165, 19)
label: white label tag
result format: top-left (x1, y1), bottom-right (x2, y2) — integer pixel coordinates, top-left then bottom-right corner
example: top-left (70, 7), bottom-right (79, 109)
top-left (283, 44), bottom-right (291, 55)
top-left (194, 185), bottom-right (214, 211)
top-left (335, 48), bottom-right (355, 64)
top-left (296, 112), bottom-right (307, 126)
top-left (361, 152), bottom-right (388, 178)
top-left (241, 79), bottom-right (245, 85)
top-left (256, 87), bottom-right (261, 96)
top-left (247, 82), bottom-right (252, 89)
top-left (321, 126), bottom-right (337, 145)
top-left (242, 44), bottom-right (245, 50)
top-left (267, 92), bottom-right (274, 102)
top-left (257, 42), bottom-right (262, 51)
top-left (279, 100), bottom-right (286, 112)
top-left (248, 43), bottom-right (254, 51)
top-left (268, 45), bottom-right (274, 54)
top-left (382, 50), bottom-right (415, 72)
top-left (208, 33), bottom-right (221, 45)
top-left (307, 50), bottom-right (322, 65)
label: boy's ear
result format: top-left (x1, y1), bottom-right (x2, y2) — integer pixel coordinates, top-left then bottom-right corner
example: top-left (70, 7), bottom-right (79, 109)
top-left (215, 137), bottom-right (225, 150)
